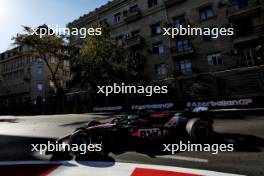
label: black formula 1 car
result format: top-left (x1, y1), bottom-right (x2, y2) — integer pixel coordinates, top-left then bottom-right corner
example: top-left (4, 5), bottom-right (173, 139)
top-left (46, 110), bottom-right (214, 158)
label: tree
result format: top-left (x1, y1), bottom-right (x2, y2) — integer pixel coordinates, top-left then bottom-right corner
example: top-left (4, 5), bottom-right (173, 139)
top-left (184, 74), bottom-right (219, 98)
top-left (13, 25), bottom-right (76, 97)
top-left (70, 25), bottom-right (146, 89)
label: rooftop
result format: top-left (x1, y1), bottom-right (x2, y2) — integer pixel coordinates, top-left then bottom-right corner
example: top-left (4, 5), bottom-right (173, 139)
top-left (67, 0), bottom-right (130, 27)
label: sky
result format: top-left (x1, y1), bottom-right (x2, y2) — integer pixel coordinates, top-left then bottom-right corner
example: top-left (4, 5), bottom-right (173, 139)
top-left (0, 0), bottom-right (109, 53)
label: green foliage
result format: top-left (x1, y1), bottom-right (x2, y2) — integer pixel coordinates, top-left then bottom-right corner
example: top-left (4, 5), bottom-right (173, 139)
top-left (13, 24), bottom-right (146, 94)
top-left (185, 75), bottom-right (219, 98)
top-left (71, 25), bottom-right (146, 87)
top-left (12, 25), bottom-right (76, 95)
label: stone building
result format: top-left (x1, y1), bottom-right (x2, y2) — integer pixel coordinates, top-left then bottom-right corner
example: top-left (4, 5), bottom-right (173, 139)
top-left (68, 0), bottom-right (264, 98)
top-left (0, 46), bottom-right (70, 107)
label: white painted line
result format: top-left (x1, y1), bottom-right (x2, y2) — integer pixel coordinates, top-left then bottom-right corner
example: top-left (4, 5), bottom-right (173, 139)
top-left (0, 160), bottom-right (67, 166)
top-left (158, 155), bottom-right (209, 163)
top-left (49, 161), bottom-right (244, 176)
top-left (0, 160), bottom-right (244, 176)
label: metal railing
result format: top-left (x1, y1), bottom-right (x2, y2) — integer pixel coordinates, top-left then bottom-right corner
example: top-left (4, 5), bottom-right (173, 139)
top-left (123, 8), bottom-right (141, 22)
top-left (125, 35), bottom-right (144, 46)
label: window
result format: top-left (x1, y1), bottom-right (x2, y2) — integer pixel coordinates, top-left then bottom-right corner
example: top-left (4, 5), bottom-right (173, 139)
top-left (242, 48), bottom-right (255, 66)
top-left (155, 63), bottom-right (168, 76)
top-left (173, 16), bottom-right (186, 28)
top-left (37, 83), bottom-right (44, 92)
top-left (229, 0), bottom-right (248, 12)
top-left (180, 60), bottom-right (192, 75)
top-left (63, 70), bottom-right (69, 76)
top-left (63, 60), bottom-right (70, 67)
top-left (37, 67), bottom-right (43, 75)
top-left (152, 42), bottom-right (165, 54)
top-left (176, 40), bottom-right (191, 52)
top-left (151, 23), bottom-right (162, 35)
top-left (207, 52), bottom-right (222, 65)
top-left (148, 0), bottom-right (158, 8)
top-left (130, 5), bottom-right (139, 12)
top-left (203, 27), bottom-right (218, 41)
top-left (36, 58), bottom-right (44, 64)
top-left (50, 57), bottom-right (56, 63)
top-left (199, 6), bottom-right (214, 21)
top-left (114, 12), bottom-right (122, 23)
top-left (116, 35), bottom-right (124, 45)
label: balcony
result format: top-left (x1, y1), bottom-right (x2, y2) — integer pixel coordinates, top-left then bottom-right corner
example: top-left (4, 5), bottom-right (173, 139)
top-left (228, 1), bottom-right (262, 20)
top-left (125, 35), bottom-right (144, 47)
top-left (165, 20), bottom-right (190, 28)
top-left (123, 8), bottom-right (141, 23)
top-left (171, 46), bottom-right (195, 58)
top-left (99, 20), bottom-right (110, 27)
top-left (233, 24), bottom-right (264, 45)
top-left (164, 0), bottom-right (186, 6)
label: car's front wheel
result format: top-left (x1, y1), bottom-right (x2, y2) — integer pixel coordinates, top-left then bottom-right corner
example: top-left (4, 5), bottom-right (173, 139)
top-left (186, 118), bottom-right (213, 142)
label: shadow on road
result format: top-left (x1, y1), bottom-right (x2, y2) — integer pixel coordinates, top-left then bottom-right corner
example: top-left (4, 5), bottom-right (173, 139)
top-left (60, 121), bottom-right (90, 127)
top-left (0, 135), bottom-right (54, 161)
top-left (215, 132), bottom-right (264, 152)
top-left (0, 164), bottom-right (61, 176)
top-left (0, 118), bottom-right (19, 123)
top-left (59, 116), bottom-right (116, 128)
top-left (0, 132), bottom-right (263, 166)
top-left (76, 155), bottom-right (115, 168)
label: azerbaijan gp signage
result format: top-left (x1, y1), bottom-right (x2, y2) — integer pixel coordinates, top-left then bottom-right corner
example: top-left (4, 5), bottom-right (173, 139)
top-left (93, 106), bottom-right (123, 112)
top-left (92, 97), bottom-right (262, 112)
top-left (186, 98), bottom-right (253, 108)
top-left (131, 103), bottom-right (174, 110)
top-left (93, 103), bottom-right (175, 112)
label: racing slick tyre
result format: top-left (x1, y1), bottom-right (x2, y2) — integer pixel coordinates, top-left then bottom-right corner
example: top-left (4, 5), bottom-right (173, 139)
top-left (87, 120), bottom-right (101, 127)
top-left (186, 118), bottom-right (213, 142)
top-left (69, 130), bottom-right (92, 157)
top-left (74, 121), bottom-right (101, 132)
top-left (111, 118), bottom-right (121, 124)
top-left (69, 130), bottom-right (109, 158)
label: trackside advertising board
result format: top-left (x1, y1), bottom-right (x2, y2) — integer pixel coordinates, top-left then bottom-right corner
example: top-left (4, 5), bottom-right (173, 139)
top-left (92, 96), bottom-right (263, 112)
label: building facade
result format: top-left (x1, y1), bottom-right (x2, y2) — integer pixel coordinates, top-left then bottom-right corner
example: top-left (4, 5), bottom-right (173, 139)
top-left (68, 0), bottom-right (264, 98)
top-left (0, 46), bottom-right (70, 107)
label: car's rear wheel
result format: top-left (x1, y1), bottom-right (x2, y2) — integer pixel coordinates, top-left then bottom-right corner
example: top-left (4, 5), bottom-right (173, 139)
top-left (111, 118), bottom-right (121, 124)
top-left (69, 130), bottom-right (108, 158)
top-left (74, 121), bottom-right (101, 132)
top-left (87, 120), bottom-right (101, 127)
top-left (186, 118), bottom-right (213, 141)
top-left (69, 130), bottom-right (92, 157)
